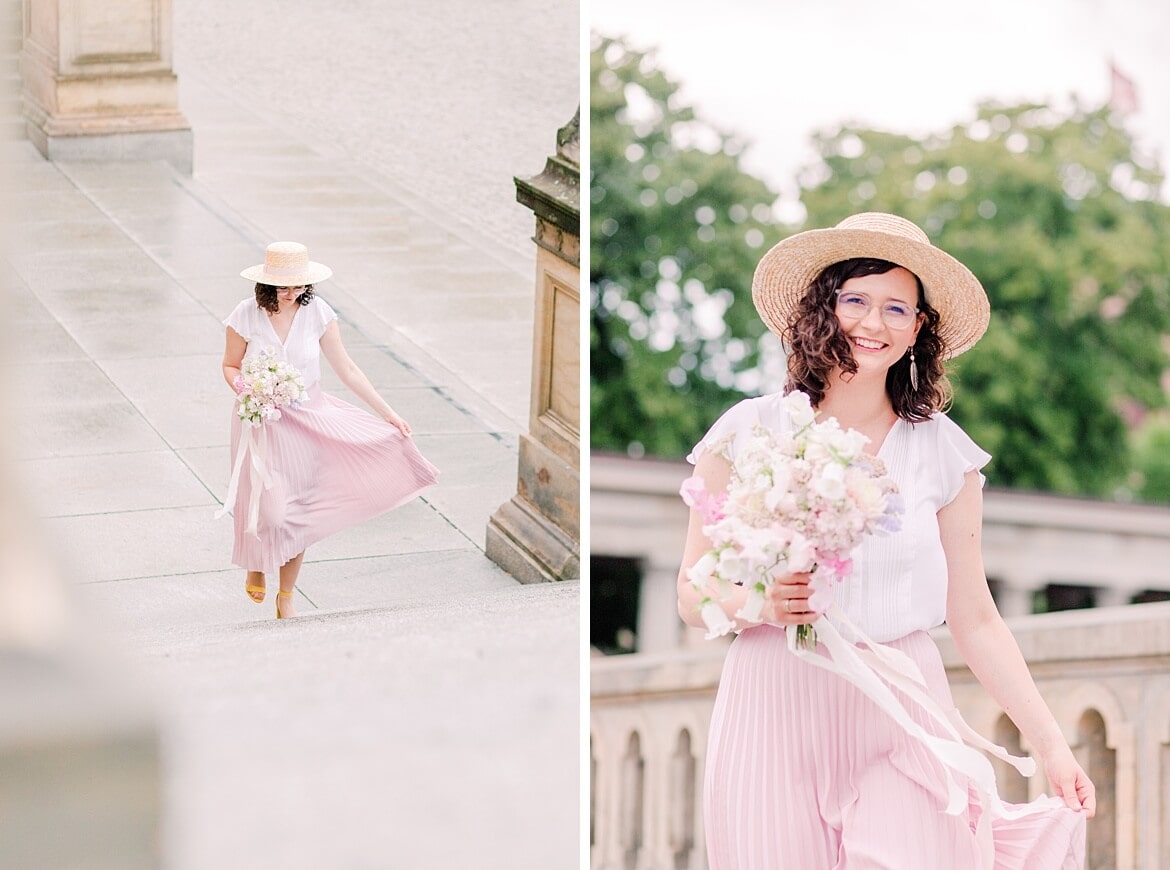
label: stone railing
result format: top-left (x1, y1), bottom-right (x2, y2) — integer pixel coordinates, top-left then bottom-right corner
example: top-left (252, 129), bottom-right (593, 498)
top-left (590, 601), bottom-right (1170, 870)
top-left (590, 454), bottom-right (1170, 653)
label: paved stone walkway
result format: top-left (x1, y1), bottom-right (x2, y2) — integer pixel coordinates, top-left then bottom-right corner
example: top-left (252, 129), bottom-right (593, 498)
top-left (0, 4), bottom-right (580, 867)
top-left (173, 0), bottom-right (580, 271)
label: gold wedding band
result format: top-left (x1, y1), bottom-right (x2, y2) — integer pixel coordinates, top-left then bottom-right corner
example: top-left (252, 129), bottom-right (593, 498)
top-left (784, 599), bottom-right (792, 614)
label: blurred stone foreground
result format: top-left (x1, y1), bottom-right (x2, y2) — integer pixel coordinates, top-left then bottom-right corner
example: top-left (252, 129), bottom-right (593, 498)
top-left (0, 1), bottom-right (579, 868)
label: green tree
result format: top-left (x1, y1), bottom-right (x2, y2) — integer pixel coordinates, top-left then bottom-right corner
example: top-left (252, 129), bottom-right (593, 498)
top-left (1133, 413), bottom-right (1170, 501)
top-left (590, 34), bottom-right (780, 457)
top-left (801, 104), bottom-right (1170, 496)
top-left (591, 34), bottom-right (1170, 499)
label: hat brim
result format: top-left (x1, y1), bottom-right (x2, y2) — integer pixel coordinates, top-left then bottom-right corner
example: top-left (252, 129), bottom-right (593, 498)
top-left (240, 262), bottom-right (333, 286)
top-left (751, 227), bottom-right (989, 358)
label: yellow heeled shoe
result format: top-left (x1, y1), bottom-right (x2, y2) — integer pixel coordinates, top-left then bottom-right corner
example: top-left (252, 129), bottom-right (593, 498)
top-left (276, 589), bottom-right (295, 619)
top-left (246, 571), bottom-right (266, 603)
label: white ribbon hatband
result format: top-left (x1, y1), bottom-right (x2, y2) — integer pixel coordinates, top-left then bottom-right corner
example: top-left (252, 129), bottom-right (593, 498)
top-left (214, 423), bottom-right (273, 539)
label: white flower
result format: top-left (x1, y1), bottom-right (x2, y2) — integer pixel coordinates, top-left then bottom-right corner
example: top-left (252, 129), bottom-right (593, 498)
top-left (828, 426), bottom-right (868, 461)
top-left (787, 532), bottom-right (816, 573)
top-left (735, 583), bottom-right (767, 624)
top-left (803, 439), bottom-right (830, 466)
top-left (700, 601), bottom-right (736, 639)
top-left (716, 548), bottom-right (746, 581)
top-left (782, 390), bottom-right (816, 427)
top-left (847, 473), bottom-right (886, 517)
top-left (686, 552), bottom-right (718, 586)
top-left (764, 465), bottom-right (792, 511)
top-left (813, 462), bottom-right (847, 501)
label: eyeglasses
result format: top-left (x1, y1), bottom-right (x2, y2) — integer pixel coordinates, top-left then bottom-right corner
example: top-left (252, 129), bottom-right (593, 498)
top-left (834, 290), bottom-right (919, 330)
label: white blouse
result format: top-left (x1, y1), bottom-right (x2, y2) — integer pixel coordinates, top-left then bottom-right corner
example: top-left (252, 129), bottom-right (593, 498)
top-left (688, 393), bottom-right (991, 643)
top-left (224, 296), bottom-right (338, 389)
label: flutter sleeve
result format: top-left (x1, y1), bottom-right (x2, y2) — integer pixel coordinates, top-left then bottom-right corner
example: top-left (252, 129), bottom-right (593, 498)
top-left (686, 398), bottom-right (762, 466)
top-left (223, 299), bottom-right (256, 341)
top-left (933, 413), bottom-right (992, 506)
top-left (312, 297), bottom-right (339, 338)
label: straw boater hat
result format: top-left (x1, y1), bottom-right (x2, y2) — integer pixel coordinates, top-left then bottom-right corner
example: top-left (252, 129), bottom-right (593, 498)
top-left (240, 241), bottom-right (333, 287)
top-left (751, 212), bottom-right (990, 358)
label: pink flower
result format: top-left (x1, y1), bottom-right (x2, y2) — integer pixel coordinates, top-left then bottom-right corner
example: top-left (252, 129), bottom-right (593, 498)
top-left (807, 574), bottom-right (834, 613)
top-left (820, 555), bottom-right (853, 582)
top-left (680, 476), bottom-right (727, 523)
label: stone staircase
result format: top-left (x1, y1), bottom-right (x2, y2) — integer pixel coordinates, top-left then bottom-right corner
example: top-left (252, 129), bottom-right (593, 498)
top-left (0, 0), bottom-right (22, 141)
top-left (84, 578), bottom-right (580, 870)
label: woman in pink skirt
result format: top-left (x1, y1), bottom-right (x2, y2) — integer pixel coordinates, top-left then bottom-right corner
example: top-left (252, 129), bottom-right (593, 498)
top-left (221, 242), bottom-right (438, 619)
top-left (677, 213), bottom-right (1094, 868)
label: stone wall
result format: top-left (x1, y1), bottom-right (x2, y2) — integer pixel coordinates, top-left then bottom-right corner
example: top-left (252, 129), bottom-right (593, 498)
top-left (591, 453), bottom-right (1170, 653)
top-left (591, 602), bottom-right (1170, 869)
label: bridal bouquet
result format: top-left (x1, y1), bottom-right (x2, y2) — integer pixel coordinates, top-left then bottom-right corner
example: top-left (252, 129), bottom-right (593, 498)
top-left (217, 348), bottom-right (308, 537)
top-left (681, 390), bottom-right (903, 649)
top-left (233, 348), bottom-right (308, 428)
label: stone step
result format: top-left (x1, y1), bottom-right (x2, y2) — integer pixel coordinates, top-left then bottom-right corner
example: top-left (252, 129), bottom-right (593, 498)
top-left (129, 579), bottom-right (575, 649)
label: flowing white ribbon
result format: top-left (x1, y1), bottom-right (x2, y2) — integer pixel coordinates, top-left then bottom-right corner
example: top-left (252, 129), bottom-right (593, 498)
top-left (784, 608), bottom-right (1066, 869)
top-left (214, 424), bottom-right (273, 539)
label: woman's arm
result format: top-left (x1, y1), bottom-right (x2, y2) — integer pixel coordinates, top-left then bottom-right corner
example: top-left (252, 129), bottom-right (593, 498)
top-left (319, 320), bottom-right (412, 435)
top-left (676, 451), bottom-right (814, 630)
top-left (941, 471), bottom-right (1096, 816)
top-left (222, 327), bottom-right (247, 392)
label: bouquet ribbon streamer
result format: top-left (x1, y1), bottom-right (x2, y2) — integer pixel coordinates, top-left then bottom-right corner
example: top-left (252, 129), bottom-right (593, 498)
top-left (215, 424), bottom-right (273, 538)
top-left (783, 610), bottom-right (1068, 870)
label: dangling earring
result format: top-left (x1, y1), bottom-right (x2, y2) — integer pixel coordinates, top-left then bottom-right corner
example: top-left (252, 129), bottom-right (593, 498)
top-left (909, 346), bottom-right (919, 391)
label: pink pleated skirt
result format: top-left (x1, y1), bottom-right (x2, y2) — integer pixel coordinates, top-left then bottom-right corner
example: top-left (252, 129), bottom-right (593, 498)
top-left (228, 386), bottom-right (439, 575)
top-left (704, 625), bottom-right (1086, 869)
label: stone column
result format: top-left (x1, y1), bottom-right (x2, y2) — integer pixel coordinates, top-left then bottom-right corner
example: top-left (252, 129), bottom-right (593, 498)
top-left (1097, 586), bottom-right (1132, 609)
top-left (995, 581), bottom-right (1035, 619)
top-left (486, 111), bottom-right (580, 583)
top-left (637, 562), bottom-right (684, 653)
top-left (20, 0), bottom-right (192, 171)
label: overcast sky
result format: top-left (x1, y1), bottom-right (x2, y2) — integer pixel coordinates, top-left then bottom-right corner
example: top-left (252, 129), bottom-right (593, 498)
top-left (592, 0), bottom-right (1170, 219)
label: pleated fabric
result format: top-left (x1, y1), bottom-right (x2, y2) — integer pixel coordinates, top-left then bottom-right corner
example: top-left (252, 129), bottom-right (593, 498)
top-left (228, 385), bottom-right (439, 575)
top-left (704, 625), bottom-right (1086, 869)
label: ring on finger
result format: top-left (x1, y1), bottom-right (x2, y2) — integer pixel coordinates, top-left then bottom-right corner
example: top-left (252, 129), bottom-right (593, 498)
top-left (784, 598), bottom-right (793, 614)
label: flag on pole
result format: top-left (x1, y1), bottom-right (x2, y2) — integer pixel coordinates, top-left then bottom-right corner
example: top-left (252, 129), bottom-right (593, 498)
top-left (1109, 60), bottom-right (1139, 116)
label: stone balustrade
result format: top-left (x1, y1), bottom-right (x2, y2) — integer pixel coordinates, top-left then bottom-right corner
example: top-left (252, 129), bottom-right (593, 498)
top-left (591, 454), bottom-right (1170, 653)
top-left (590, 601), bottom-right (1170, 869)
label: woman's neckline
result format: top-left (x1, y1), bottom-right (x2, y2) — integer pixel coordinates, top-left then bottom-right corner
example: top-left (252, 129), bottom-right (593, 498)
top-left (806, 397), bottom-right (901, 458)
top-left (267, 302), bottom-right (302, 347)
top-left (872, 416), bottom-right (902, 459)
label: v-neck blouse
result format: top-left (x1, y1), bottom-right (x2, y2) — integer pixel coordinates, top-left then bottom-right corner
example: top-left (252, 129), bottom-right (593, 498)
top-left (687, 393), bottom-right (991, 643)
top-left (224, 297), bottom-right (338, 389)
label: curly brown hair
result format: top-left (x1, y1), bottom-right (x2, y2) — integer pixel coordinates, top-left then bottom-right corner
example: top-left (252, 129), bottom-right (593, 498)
top-left (254, 283), bottom-right (315, 313)
top-left (783, 258), bottom-right (951, 422)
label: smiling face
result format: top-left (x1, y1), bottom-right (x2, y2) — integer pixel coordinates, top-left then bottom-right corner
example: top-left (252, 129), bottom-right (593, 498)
top-left (784, 257), bottom-right (947, 422)
top-left (833, 267), bottom-right (923, 375)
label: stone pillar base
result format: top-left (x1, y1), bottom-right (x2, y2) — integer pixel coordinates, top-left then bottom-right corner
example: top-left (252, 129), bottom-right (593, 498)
top-left (20, 0), bottom-right (193, 173)
top-left (24, 102), bottom-right (192, 172)
top-left (26, 124), bottom-right (193, 173)
top-left (486, 498), bottom-right (579, 585)
top-left (486, 429), bottom-right (579, 583)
